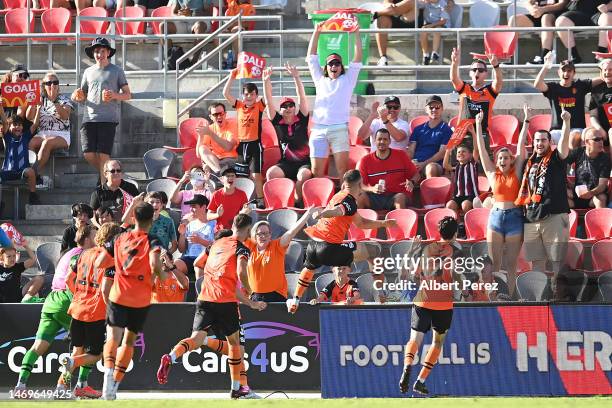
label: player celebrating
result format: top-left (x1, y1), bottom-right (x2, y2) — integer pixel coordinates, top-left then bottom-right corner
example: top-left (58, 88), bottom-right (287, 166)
top-left (59, 223), bottom-right (124, 398)
top-left (102, 202), bottom-right (166, 400)
top-left (156, 214), bottom-right (265, 399)
top-left (287, 169), bottom-right (397, 313)
top-left (398, 216), bottom-right (461, 395)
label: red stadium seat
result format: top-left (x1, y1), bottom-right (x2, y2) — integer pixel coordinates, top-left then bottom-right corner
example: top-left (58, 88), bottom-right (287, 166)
top-left (210, 6), bottom-right (220, 32)
top-left (420, 177), bottom-right (452, 209)
top-left (79, 7), bottom-right (109, 40)
top-left (262, 147), bottom-right (281, 176)
top-left (585, 208), bottom-right (612, 241)
top-left (484, 27), bottom-right (518, 60)
top-left (115, 6), bottom-right (145, 35)
top-left (528, 114), bottom-right (551, 142)
top-left (449, 116), bottom-right (460, 130)
top-left (181, 148), bottom-right (200, 172)
top-left (262, 178), bottom-right (295, 210)
top-left (40, 8), bottom-right (72, 41)
top-left (347, 209), bottom-right (378, 241)
top-left (261, 119), bottom-right (279, 148)
top-left (477, 175), bottom-right (490, 194)
top-left (565, 240), bottom-right (584, 270)
top-left (383, 208), bottom-right (418, 242)
top-left (569, 209), bottom-right (578, 238)
top-left (462, 208), bottom-right (489, 242)
top-left (409, 115), bottom-right (429, 132)
top-left (1, 0), bottom-right (27, 15)
top-left (176, 118), bottom-right (208, 150)
top-left (424, 208), bottom-right (457, 240)
top-left (348, 145), bottom-right (369, 169)
top-left (4, 8), bottom-right (35, 43)
top-left (349, 116), bottom-right (364, 146)
top-left (592, 239), bottom-right (612, 272)
top-left (150, 5), bottom-right (173, 35)
top-left (301, 177), bottom-right (334, 208)
top-left (608, 30), bottom-right (612, 52)
top-left (489, 115), bottom-right (519, 148)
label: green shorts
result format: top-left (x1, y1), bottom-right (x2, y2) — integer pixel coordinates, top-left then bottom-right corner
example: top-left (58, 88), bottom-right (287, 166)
top-left (36, 291), bottom-right (72, 343)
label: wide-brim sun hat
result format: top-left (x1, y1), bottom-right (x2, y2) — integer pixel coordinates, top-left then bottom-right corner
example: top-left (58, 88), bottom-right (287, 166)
top-left (85, 37), bottom-right (116, 59)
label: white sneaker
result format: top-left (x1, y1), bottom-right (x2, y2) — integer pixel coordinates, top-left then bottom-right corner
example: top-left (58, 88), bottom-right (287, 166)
top-left (377, 56), bottom-right (388, 66)
top-left (242, 387), bottom-right (262, 399)
top-left (102, 372), bottom-right (116, 400)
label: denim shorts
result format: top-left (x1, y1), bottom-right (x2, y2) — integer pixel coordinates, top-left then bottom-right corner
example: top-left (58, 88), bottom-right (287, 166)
top-left (488, 207), bottom-right (524, 237)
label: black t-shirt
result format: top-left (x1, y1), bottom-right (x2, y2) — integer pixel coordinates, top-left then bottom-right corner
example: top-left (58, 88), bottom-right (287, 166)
top-left (90, 180), bottom-right (139, 221)
top-left (566, 146), bottom-right (611, 191)
top-left (567, 0), bottom-right (605, 14)
top-left (0, 262), bottom-right (26, 303)
top-left (271, 111), bottom-right (310, 164)
top-left (61, 225), bottom-right (78, 255)
top-left (524, 150), bottom-right (570, 222)
top-left (543, 80), bottom-right (592, 130)
top-left (588, 82), bottom-right (612, 132)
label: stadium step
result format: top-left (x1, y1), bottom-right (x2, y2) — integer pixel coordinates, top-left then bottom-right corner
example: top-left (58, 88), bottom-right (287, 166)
top-left (26, 204), bottom-right (73, 221)
top-left (10, 220), bottom-right (72, 236)
top-left (53, 172), bottom-right (147, 189)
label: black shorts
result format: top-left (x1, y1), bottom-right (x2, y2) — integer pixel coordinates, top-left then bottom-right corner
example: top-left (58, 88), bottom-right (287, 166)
top-left (276, 159), bottom-right (310, 180)
top-left (107, 301), bottom-right (150, 333)
top-left (237, 140), bottom-right (263, 174)
top-left (192, 300), bottom-right (240, 336)
top-left (560, 10), bottom-right (598, 27)
top-left (0, 168), bottom-right (30, 182)
top-left (209, 320), bottom-right (246, 347)
top-left (411, 305), bottom-right (453, 334)
top-left (573, 196), bottom-right (593, 209)
top-left (80, 122), bottom-right (117, 155)
top-left (70, 319), bottom-right (106, 355)
top-left (304, 240), bottom-right (356, 270)
top-left (452, 195), bottom-right (476, 207)
top-left (525, 11), bottom-right (562, 27)
top-left (250, 291), bottom-right (287, 302)
top-left (366, 192), bottom-right (397, 211)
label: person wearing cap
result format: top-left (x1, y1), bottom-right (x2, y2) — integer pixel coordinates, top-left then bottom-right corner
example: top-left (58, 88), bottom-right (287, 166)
top-left (358, 96), bottom-right (410, 153)
top-left (534, 53), bottom-right (602, 147)
top-left (262, 63), bottom-right (312, 204)
top-left (588, 58), bottom-right (612, 156)
top-left (196, 103), bottom-right (238, 174)
top-left (407, 95), bottom-right (453, 178)
top-left (207, 167), bottom-right (249, 232)
top-left (61, 203), bottom-right (94, 255)
top-left (72, 37), bottom-right (131, 186)
top-left (306, 22), bottom-right (362, 179)
top-left (450, 47), bottom-right (502, 160)
top-left (371, 0), bottom-right (419, 66)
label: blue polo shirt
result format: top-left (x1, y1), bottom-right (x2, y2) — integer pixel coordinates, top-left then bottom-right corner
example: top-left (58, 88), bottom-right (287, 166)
top-left (409, 121), bottom-right (452, 163)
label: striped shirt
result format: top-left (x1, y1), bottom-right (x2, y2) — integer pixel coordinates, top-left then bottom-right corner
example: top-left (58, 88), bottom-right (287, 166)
top-left (453, 159), bottom-right (478, 198)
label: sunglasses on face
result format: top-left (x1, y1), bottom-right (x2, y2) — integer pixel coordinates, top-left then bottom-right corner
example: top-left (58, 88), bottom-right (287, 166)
top-left (428, 104), bottom-right (442, 110)
top-left (471, 67), bottom-right (486, 73)
top-left (106, 169), bottom-right (122, 174)
top-left (386, 105), bottom-right (400, 110)
top-left (281, 103), bottom-right (295, 109)
top-left (327, 61), bottom-right (342, 67)
top-left (43, 80), bottom-right (59, 86)
top-left (210, 112), bottom-right (225, 117)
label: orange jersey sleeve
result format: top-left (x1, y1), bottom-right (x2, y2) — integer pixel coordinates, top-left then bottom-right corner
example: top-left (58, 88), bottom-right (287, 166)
top-left (304, 191), bottom-right (357, 244)
top-left (198, 237), bottom-right (250, 303)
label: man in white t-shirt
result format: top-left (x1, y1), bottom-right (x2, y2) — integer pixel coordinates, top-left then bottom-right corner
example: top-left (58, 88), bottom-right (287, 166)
top-left (357, 96), bottom-right (410, 152)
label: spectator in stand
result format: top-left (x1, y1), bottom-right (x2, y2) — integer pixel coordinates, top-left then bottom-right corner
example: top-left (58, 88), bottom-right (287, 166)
top-left (225, 0), bottom-right (256, 66)
top-left (171, 165), bottom-right (216, 217)
top-left (509, 0), bottom-right (568, 65)
top-left (153, 255), bottom-right (189, 303)
top-left (223, 70), bottom-right (266, 208)
top-left (358, 129), bottom-right (419, 210)
top-left (307, 22), bottom-right (362, 179)
top-left (51, 0), bottom-right (128, 15)
top-left (534, 55), bottom-right (601, 147)
top-left (27, 72), bottom-right (74, 190)
top-left (1, 65), bottom-right (30, 121)
top-left (566, 127), bottom-right (611, 208)
top-left (92, 206), bottom-right (114, 229)
top-left (162, 0), bottom-right (210, 68)
top-left (0, 102), bottom-right (41, 204)
top-left (262, 64), bottom-right (312, 205)
top-left (0, 242), bottom-right (42, 303)
top-left (358, 96), bottom-right (410, 152)
top-left (450, 48), bottom-right (502, 160)
top-left (517, 109), bottom-right (571, 299)
top-left (310, 265), bottom-right (362, 305)
top-left (245, 208), bottom-right (315, 302)
top-left (443, 144), bottom-right (478, 214)
top-left (61, 203), bottom-right (94, 255)
top-left (418, 0), bottom-right (450, 65)
top-left (555, 0), bottom-right (609, 64)
top-left (595, 3), bottom-right (612, 53)
top-left (207, 167), bottom-right (248, 231)
top-left (72, 38), bottom-right (131, 186)
top-left (173, 194), bottom-right (215, 280)
top-left (588, 58), bottom-right (612, 155)
top-left (196, 103), bottom-right (238, 174)
top-left (407, 95), bottom-right (452, 178)
top-left (90, 159), bottom-right (139, 222)
top-left (474, 106), bottom-right (529, 300)
top-left (123, 192), bottom-right (178, 253)
top-left (372, 0), bottom-right (418, 66)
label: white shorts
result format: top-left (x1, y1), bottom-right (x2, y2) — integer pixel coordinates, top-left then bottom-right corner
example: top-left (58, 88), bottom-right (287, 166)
top-left (549, 128), bottom-right (583, 145)
top-left (309, 124), bottom-right (349, 158)
top-left (173, 20), bottom-right (207, 34)
top-left (33, 130), bottom-right (71, 147)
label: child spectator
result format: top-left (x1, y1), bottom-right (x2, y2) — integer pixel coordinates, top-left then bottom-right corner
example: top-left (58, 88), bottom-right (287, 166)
top-left (418, 0), bottom-right (450, 65)
top-left (122, 192), bottom-right (178, 253)
top-left (207, 167), bottom-right (249, 231)
top-left (310, 266), bottom-right (362, 305)
top-left (223, 72), bottom-right (266, 208)
top-left (61, 203), bottom-right (94, 255)
top-left (92, 206), bottom-right (114, 229)
top-left (0, 103), bottom-right (41, 204)
top-left (443, 145), bottom-right (478, 214)
top-left (170, 165), bottom-right (216, 217)
top-left (0, 242), bottom-right (42, 303)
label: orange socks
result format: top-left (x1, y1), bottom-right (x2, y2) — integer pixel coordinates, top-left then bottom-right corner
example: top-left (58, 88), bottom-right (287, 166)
top-left (228, 345), bottom-right (242, 387)
top-left (171, 338), bottom-right (198, 361)
top-left (113, 345), bottom-right (134, 383)
top-left (418, 345), bottom-right (441, 381)
top-left (205, 338), bottom-right (229, 355)
top-left (295, 269), bottom-right (314, 298)
top-left (403, 340), bottom-right (419, 368)
top-left (103, 338), bottom-right (119, 370)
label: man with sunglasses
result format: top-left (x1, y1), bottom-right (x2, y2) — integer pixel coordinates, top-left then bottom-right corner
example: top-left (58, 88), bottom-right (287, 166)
top-left (450, 48), bottom-right (503, 160)
top-left (196, 103), bottom-right (238, 174)
top-left (588, 58), bottom-right (612, 156)
top-left (90, 160), bottom-right (139, 223)
top-left (358, 96), bottom-right (410, 152)
top-left (534, 55), bottom-right (601, 147)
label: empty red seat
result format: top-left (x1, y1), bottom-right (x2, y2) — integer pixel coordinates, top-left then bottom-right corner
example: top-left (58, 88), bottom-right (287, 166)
top-left (348, 145), bottom-right (369, 169)
top-left (178, 118), bottom-right (207, 150)
top-left (79, 7), bottom-right (109, 40)
top-left (261, 119), bottom-right (279, 148)
top-left (4, 8), bottom-right (35, 42)
top-left (383, 208), bottom-right (418, 242)
top-left (565, 240), bottom-right (584, 270)
top-left (150, 5), bottom-right (173, 36)
top-left (181, 149), bottom-right (200, 172)
top-left (462, 208), bottom-right (489, 242)
top-left (424, 208), bottom-right (457, 240)
top-left (528, 114), bottom-right (551, 143)
top-left (1, 0), bottom-right (27, 15)
top-left (420, 177), bottom-right (452, 209)
top-left (115, 6), bottom-right (145, 35)
top-left (489, 115), bottom-right (519, 148)
top-left (569, 209), bottom-right (578, 238)
top-left (262, 147), bottom-right (281, 176)
top-left (592, 239), bottom-right (612, 272)
top-left (484, 27), bottom-right (518, 60)
top-left (409, 115), bottom-right (429, 132)
top-left (301, 177), bottom-right (334, 208)
top-left (585, 208), bottom-right (612, 241)
top-left (40, 8), bottom-right (72, 41)
top-left (349, 116), bottom-right (363, 146)
top-left (347, 209), bottom-right (378, 241)
top-left (263, 178), bottom-right (295, 210)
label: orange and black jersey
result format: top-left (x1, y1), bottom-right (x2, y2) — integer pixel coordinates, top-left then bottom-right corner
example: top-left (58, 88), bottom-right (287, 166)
top-left (457, 82), bottom-right (498, 133)
top-left (321, 279), bottom-right (360, 303)
top-left (304, 191), bottom-right (357, 244)
top-left (68, 247), bottom-right (114, 322)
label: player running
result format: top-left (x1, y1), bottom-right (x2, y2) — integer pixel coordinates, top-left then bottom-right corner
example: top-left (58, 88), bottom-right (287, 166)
top-left (59, 223), bottom-right (124, 398)
top-left (102, 202), bottom-right (166, 400)
top-left (13, 225), bottom-right (97, 398)
top-left (157, 214), bottom-right (265, 399)
top-left (287, 169), bottom-right (396, 313)
top-left (398, 216), bottom-right (461, 395)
